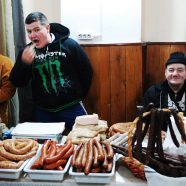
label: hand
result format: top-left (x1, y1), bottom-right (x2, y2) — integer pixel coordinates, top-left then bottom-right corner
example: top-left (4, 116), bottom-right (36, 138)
top-left (21, 44), bottom-right (36, 64)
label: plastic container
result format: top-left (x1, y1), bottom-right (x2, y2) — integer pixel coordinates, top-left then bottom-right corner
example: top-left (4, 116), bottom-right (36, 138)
top-left (24, 154), bottom-right (71, 181)
top-left (0, 160), bottom-right (29, 179)
top-left (69, 155), bottom-right (116, 184)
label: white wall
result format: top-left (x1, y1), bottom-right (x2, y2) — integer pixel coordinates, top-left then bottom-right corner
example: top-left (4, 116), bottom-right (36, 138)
top-left (22, 0), bottom-right (186, 43)
top-left (22, 0), bottom-right (141, 44)
top-left (61, 0), bottom-right (141, 44)
top-left (142, 0), bottom-right (186, 42)
top-left (22, 0), bottom-right (61, 23)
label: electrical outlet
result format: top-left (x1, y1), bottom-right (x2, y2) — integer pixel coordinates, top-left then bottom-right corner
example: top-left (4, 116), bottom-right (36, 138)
top-left (78, 34), bottom-right (94, 40)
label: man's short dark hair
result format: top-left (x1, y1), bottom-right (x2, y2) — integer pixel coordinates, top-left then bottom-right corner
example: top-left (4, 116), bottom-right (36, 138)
top-left (25, 12), bottom-right (49, 25)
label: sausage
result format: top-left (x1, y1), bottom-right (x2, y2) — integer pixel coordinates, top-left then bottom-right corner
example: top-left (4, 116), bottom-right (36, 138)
top-left (61, 144), bottom-right (74, 159)
top-left (106, 159), bottom-right (113, 172)
top-left (102, 141), bottom-right (114, 160)
top-left (56, 144), bottom-right (64, 153)
top-left (3, 139), bottom-right (35, 155)
top-left (75, 144), bottom-right (84, 169)
top-left (94, 139), bottom-right (104, 161)
top-left (145, 109), bottom-right (156, 164)
top-left (30, 156), bottom-right (43, 169)
top-left (0, 160), bottom-right (24, 169)
top-left (84, 139), bottom-right (95, 175)
top-left (43, 159), bottom-right (67, 170)
top-left (81, 142), bottom-right (88, 169)
top-left (171, 109), bottom-right (186, 142)
top-left (44, 140), bottom-right (72, 164)
top-left (110, 133), bottom-right (128, 145)
top-left (0, 145), bottom-right (37, 161)
top-left (57, 165), bottom-right (64, 171)
top-left (39, 140), bottom-right (52, 166)
top-left (92, 145), bottom-right (99, 168)
top-left (106, 132), bottom-right (120, 143)
top-left (0, 154), bottom-right (9, 161)
top-left (46, 140), bottom-right (57, 158)
top-left (102, 146), bottom-right (108, 169)
top-left (71, 143), bottom-right (82, 166)
top-left (91, 167), bottom-right (101, 173)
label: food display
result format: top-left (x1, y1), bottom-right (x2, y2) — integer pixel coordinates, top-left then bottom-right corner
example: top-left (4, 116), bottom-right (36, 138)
top-left (0, 138), bottom-right (39, 169)
top-left (108, 122), bottom-right (135, 137)
top-left (70, 138), bottom-right (114, 175)
top-left (24, 139), bottom-right (74, 181)
top-left (0, 138), bottom-right (39, 179)
top-left (29, 139), bottom-right (74, 170)
top-left (67, 114), bottom-right (108, 144)
top-left (112, 107), bottom-right (186, 179)
top-left (69, 138), bottom-right (116, 184)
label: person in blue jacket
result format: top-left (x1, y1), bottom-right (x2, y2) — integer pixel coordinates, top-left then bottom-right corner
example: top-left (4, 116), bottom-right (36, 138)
top-left (143, 51), bottom-right (186, 131)
top-left (9, 12), bottom-right (93, 132)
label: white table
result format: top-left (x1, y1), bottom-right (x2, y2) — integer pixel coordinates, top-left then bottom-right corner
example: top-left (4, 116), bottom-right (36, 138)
top-left (0, 164), bottom-right (147, 186)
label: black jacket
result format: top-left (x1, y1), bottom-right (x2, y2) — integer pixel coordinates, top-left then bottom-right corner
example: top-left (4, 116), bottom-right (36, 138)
top-left (143, 80), bottom-right (186, 130)
top-left (9, 23), bottom-right (93, 111)
top-left (144, 80), bottom-right (186, 112)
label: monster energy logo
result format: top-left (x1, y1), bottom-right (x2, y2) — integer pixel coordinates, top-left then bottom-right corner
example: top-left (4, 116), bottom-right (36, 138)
top-left (35, 51), bottom-right (66, 60)
top-left (34, 59), bottom-right (65, 94)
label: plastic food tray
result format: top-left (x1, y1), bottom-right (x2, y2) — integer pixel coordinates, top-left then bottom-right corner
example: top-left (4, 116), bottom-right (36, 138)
top-left (24, 153), bottom-right (71, 181)
top-left (0, 159), bottom-right (29, 179)
top-left (69, 155), bottom-right (116, 184)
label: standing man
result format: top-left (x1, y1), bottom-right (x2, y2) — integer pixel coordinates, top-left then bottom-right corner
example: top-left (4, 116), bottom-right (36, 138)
top-left (9, 12), bottom-right (93, 132)
top-left (143, 51), bottom-right (186, 129)
top-left (0, 54), bottom-right (16, 125)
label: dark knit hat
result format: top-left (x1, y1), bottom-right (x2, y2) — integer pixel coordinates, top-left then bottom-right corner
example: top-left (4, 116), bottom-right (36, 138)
top-left (166, 51), bottom-right (186, 67)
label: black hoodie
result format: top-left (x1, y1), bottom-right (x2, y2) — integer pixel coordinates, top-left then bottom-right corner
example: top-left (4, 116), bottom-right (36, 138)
top-left (9, 23), bottom-right (93, 112)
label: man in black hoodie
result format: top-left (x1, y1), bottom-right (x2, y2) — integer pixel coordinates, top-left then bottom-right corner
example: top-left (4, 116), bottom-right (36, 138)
top-left (143, 51), bottom-right (186, 130)
top-left (9, 12), bottom-right (93, 132)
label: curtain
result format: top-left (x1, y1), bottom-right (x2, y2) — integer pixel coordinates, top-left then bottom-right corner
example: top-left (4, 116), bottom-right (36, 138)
top-left (11, 0), bottom-right (35, 123)
top-left (0, 0), bottom-right (19, 128)
top-left (0, 0), bottom-right (7, 55)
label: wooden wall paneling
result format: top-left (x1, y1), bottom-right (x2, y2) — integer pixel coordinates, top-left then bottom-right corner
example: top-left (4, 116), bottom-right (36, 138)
top-left (159, 45), bottom-right (170, 81)
top-left (110, 46), bottom-right (126, 124)
top-left (125, 45), bottom-right (143, 122)
top-left (83, 47), bottom-right (100, 114)
top-left (145, 45), bottom-right (160, 90)
top-left (83, 46), bottom-right (111, 124)
top-left (98, 47), bottom-right (111, 124)
top-left (170, 45), bottom-right (186, 53)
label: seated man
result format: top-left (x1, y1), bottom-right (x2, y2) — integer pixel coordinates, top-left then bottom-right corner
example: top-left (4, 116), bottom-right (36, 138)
top-left (143, 51), bottom-right (186, 131)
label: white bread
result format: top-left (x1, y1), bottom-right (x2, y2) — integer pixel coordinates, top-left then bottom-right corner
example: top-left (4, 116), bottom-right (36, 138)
top-left (75, 114), bottom-right (99, 125)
